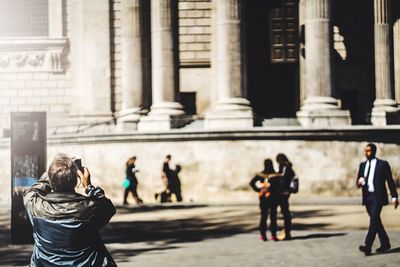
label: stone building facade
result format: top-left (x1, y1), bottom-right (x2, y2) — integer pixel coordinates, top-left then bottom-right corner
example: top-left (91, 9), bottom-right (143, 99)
top-left (1, 0), bottom-right (400, 203)
top-left (1, 0), bottom-right (400, 130)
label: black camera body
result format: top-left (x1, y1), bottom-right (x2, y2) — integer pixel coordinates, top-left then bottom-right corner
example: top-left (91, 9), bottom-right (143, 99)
top-left (74, 158), bottom-right (84, 173)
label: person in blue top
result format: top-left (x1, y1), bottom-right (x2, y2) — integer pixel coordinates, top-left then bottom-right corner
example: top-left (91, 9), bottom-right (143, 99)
top-left (123, 156), bottom-right (143, 205)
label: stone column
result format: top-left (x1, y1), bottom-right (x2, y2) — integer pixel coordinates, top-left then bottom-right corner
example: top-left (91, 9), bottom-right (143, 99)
top-left (394, 11), bottom-right (400, 107)
top-left (48, 0), bottom-right (63, 37)
top-left (299, 0), bottom-right (306, 105)
top-left (70, 0), bottom-right (113, 123)
top-left (138, 0), bottom-right (186, 131)
top-left (117, 0), bottom-right (151, 131)
top-left (371, 0), bottom-right (400, 125)
top-left (204, 0), bottom-right (253, 129)
top-left (296, 0), bottom-right (351, 127)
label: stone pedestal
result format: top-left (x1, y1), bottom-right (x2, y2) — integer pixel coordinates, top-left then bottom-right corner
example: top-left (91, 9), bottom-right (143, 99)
top-left (296, 0), bottom-right (351, 127)
top-left (297, 97), bottom-right (351, 127)
top-left (205, 0), bottom-right (254, 129)
top-left (138, 102), bottom-right (189, 131)
top-left (204, 98), bottom-right (254, 129)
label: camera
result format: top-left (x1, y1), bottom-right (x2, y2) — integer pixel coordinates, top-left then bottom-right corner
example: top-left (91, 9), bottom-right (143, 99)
top-left (74, 158), bottom-right (84, 173)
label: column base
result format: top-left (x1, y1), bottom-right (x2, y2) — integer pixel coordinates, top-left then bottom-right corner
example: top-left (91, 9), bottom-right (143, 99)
top-left (137, 114), bottom-right (192, 131)
top-left (137, 102), bottom-right (190, 131)
top-left (116, 108), bottom-right (142, 131)
top-left (371, 99), bottom-right (400, 126)
top-left (204, 98), bottom-right (254, 129)
top-left (296, 97), bottom-right (351, 127)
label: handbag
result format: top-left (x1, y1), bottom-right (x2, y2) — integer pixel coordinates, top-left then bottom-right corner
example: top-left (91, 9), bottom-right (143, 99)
top-left (122, 178), bottom-right (131, 189)
top-left (289, 176), bottom-right (299, 194)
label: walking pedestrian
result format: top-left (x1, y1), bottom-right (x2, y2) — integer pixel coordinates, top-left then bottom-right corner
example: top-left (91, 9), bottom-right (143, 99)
top-left (123, 156), bottom-right (143, 205)
top-left (356, 143), bottom-right (398, 256)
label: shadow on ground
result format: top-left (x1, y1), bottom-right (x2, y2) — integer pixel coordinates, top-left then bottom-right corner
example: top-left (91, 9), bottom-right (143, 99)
top-left (101, 205), bottom-right (347, 262)
top-left (291, 233), bottom-right (347, 240)
top-left (0, 205), bottom-right (353, 265)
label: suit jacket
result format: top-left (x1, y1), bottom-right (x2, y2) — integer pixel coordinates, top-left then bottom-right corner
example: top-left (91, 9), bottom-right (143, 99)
top-left (357, 158), bottom-right (398, 206)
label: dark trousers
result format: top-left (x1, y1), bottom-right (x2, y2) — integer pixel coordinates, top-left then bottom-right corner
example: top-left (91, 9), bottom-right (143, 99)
top-left (279, 194), bottom-right (292, 235)
top-left (364, 193), bottom-right (390, 248)
top-left (123, 185), bottom-right (142, 204)
top-left (259, 197), bottom-right (278, 237)
top-left (168, 181), bottom-right (182, 202)
top-left (170, 188), bottom-right (182, 202)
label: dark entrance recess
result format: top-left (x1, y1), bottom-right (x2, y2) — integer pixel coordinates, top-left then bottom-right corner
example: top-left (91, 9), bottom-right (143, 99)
top-left (245, 0), bottom-right (299, 122)
top-left (180, 92), bottom-right (197, 115)
top-left (333, 0), bottom-right (375, 125)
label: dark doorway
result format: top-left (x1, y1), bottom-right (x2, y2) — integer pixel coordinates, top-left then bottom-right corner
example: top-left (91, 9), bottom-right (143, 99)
top-left (333, 0), bottom-right (375, 124)
top-left (245, 0), bottom-right (299, 120)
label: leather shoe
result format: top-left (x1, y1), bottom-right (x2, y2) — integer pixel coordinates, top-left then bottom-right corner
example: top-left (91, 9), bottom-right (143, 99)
top-left (359, 245), bottom-right (371, 256)
top-left (376, 244), bottom-right (391, 253)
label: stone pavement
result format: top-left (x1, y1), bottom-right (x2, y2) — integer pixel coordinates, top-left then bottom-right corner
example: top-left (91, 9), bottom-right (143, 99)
top-left (0, 199), bottom-right (399, 266)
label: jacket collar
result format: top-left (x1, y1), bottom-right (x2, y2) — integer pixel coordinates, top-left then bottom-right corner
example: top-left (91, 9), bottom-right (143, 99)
top-left (40, 192), bottom-right (87, 203)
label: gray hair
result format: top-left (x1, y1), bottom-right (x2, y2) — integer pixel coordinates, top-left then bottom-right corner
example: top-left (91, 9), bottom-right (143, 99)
top-left (48, 153), bottom-right (78, 192)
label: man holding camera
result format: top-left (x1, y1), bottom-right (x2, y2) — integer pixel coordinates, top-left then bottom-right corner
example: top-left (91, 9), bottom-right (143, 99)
top-left (24, 153), bottom-right (116, 266)
top-left (356, 143), bottom-right (398, 256)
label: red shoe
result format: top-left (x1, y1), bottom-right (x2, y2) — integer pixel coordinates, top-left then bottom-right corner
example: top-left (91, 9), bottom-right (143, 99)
top-left (270, 235), bottom-right (278, 241)
top-left (259, 235), bottom-right (267, 241)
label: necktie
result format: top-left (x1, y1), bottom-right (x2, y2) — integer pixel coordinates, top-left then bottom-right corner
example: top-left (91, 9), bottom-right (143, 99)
top-left (365, 160), bottom-right (371, 187)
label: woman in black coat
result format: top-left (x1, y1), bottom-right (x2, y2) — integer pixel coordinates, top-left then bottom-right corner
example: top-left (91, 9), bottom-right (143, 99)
top-left (276, 153), bottom-right (295, 240)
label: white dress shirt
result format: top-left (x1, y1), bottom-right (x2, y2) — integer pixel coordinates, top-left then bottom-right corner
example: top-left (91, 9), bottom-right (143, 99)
top-left (364, 158), bottom-right (377, 193)
top-left (363, 158), bottom-right (397, 202)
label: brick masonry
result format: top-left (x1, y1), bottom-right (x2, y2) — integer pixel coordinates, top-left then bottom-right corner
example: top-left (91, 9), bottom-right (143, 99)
top-left (178, 0), bottom-right (211, 66)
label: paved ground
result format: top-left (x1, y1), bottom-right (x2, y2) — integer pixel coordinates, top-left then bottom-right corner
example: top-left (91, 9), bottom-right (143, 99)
top-left (0, 199), bottom-right (399, 266)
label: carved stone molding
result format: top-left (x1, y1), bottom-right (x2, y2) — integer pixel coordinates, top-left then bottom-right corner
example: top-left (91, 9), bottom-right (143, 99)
top-left (0, 37), bottom-right (68, 73)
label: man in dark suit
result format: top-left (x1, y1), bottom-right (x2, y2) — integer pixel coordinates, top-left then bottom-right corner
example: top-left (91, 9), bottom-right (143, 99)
top-left (357, 143), bottom-right (398, 256)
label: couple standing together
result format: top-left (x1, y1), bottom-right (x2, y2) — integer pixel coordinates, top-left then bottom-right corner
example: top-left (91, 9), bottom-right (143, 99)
top-left (250, 153), bottom-right (294, 241)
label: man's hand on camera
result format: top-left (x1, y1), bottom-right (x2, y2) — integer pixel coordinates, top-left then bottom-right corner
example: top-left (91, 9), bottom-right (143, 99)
top-left (78, 167), bottom-right (91, 189)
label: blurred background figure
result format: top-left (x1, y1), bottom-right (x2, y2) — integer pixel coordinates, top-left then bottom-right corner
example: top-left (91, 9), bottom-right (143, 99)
top-left (123, 156), bottom-right (143, 205)
top-left (169, 164), bottom-right (183, 202)
top-left (155, 155), bottom-right (183, 203)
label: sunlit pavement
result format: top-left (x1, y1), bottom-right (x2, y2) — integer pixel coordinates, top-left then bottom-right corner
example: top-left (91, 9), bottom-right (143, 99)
top-left (1, 200), bottom-right (399, 266)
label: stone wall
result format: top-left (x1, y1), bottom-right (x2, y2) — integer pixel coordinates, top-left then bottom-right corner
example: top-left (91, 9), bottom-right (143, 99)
top-left (178, 0), bottom-right (211, 66)
top-left (1, 131), bottom-right (399, 205)
top-left (0, 71), bottom-right (72, 130)
top-left (0, 0), bottom-right (72, 130)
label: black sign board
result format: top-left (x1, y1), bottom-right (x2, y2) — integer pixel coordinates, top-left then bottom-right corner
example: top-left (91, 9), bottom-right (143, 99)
top-left (10, 112), bottom-right (46, 244)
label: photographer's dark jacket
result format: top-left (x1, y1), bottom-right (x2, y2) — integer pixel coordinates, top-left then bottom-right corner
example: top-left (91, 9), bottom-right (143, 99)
top-left (24, 173), bottom-right (116, 267)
